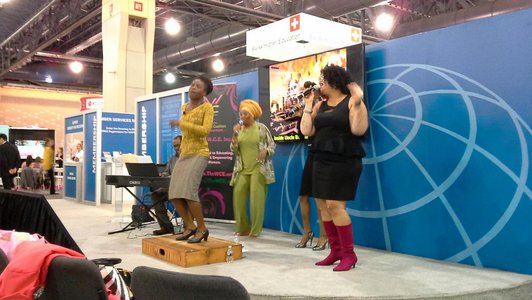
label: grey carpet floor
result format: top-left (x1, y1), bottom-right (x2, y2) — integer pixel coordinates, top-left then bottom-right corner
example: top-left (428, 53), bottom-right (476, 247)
top-left (46, 197), bottom-right (532, 299)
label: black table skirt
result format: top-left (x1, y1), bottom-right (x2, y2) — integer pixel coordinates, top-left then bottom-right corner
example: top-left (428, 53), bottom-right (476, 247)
top-left (0, 190), bottom-right (82, 254)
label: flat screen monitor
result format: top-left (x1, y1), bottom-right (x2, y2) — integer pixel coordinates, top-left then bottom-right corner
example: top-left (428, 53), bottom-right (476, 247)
top-left (15, 140), bottom-right (46, 159)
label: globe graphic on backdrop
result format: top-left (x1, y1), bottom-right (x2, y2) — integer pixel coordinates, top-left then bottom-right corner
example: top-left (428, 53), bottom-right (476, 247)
top-left (349, 64), bottom-right (530, 265)
top-left (281, 63), bottom-right (530, 266)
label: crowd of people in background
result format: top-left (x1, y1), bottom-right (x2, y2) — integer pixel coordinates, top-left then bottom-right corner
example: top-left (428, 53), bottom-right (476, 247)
top-left (0, 134), bottom-right (63, 194)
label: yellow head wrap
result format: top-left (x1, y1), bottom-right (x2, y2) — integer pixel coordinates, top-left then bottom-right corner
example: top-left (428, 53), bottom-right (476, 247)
top-left (239, 99), bottom-right (262, 119)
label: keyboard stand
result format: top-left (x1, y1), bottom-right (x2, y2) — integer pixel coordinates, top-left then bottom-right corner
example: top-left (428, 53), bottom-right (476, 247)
top-left (108, 186), bottom-right (158, 235)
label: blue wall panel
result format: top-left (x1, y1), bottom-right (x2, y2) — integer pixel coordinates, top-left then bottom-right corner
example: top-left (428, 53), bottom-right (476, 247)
top-left (265, 9), bottom-right (531, 275)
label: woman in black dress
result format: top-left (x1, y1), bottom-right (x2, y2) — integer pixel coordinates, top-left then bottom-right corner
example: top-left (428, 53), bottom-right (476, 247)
top-left (300, 65), bottom-right (368, 271)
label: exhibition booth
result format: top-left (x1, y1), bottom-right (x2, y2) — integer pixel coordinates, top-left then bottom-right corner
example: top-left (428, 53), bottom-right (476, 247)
top-left (63, 110), bottom-right (135, 206)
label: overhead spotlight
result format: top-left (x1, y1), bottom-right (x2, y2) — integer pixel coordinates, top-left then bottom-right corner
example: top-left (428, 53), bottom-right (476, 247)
top-left (375, 12), bottom-right (395, 32)
top-left (212, 58), bottom-right (224, 72)
top-left (69, 61), bottom-right (83, 74)
top-left (164, 18), bottom-right (181, 35)
top-left (164, 72), bottom-right (176, 84)
top-left (45, 75), bottom-right (53, 83)
top-left (371, 0), bottom-right (391, 7)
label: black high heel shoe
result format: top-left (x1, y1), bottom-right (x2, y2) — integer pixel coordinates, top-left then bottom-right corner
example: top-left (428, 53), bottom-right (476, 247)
top-left (175, 228), bottom-right (197, 241)
top-left (188, 229), bottom-right (209, 243)
top-left (295, 231), bottom-right (314, 248)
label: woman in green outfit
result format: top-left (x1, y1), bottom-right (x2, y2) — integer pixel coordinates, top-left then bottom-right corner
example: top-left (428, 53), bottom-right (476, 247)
top-left (230, 100), bottom-right (276, 237)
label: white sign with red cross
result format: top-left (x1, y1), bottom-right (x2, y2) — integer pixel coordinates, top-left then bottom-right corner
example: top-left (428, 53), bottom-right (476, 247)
top-left (246, 13), bottom-right (361, 62)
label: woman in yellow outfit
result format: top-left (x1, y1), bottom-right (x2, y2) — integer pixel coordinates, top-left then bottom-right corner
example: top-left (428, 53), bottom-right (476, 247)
top-left (230, 100), bottom-right (276, 237)
top-left (169, 76), bottom-right (214, 243)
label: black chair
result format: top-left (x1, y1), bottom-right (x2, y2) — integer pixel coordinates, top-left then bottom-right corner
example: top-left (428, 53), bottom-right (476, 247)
top-left (39, 256), bottom-right (109, 300)
top-left (130, 266), bottom-right (250, 300)
top-left (0, 248), bottom-right (8, 274)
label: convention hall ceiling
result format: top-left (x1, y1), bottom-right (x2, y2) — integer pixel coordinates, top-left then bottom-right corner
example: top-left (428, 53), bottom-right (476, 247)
top-left (0, 0), bottom-right (530, 92)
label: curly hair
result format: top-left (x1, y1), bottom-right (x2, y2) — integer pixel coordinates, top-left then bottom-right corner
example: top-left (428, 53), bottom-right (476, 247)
top-left (321, 65), bottom-right (354, 95)
top-left (196, 75), bottom-right (213, 96)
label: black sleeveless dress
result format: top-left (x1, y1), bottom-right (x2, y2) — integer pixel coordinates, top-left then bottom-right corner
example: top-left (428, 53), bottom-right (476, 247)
top-left (310, 96), bottom-right (365, 200)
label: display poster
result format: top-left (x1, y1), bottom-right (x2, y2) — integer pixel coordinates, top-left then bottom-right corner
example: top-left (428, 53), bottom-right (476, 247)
top-left (64, 165), bottom-right (77, 199)
top-left (269, 48), bottom-right (346, 141)
top-left (201, 83), bottom-right (238, 220)
top-left (101, 112), bottom-right (135, 155)
top-left (65, 115), bottom-right (84, 134)
top-left (159, 94), bottom-right (182, 163)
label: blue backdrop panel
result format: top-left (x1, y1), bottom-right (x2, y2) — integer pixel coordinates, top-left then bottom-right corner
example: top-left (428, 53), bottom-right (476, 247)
top-left (83, 112), bottom-right (97, 202)
top-left (159, 94), bottom-right (182, 163)
top-left (267, 9), bottom-right (531, 275)
top-left (354, 9), bottom-right (531, 274)
top-left (137, 99), bottom-right (157, 161)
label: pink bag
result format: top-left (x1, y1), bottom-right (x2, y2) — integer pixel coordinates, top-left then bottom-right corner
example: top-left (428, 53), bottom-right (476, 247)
top-left (0, 230), bottom-right (47, 261)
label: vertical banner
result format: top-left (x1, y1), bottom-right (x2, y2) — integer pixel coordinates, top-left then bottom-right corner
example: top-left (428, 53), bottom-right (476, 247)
top-left (101, 112), bottom-right (135, 154)
top-left (84, 112), bottom-right (98, 202)
top-left (136, 99), bottom-right (157, 160)
top-left (201, 83), bottom-right (238, 220)
top-left (159, 94), bottom-right (182, 163)
top-left (64, 165), bottom-right (78, 199)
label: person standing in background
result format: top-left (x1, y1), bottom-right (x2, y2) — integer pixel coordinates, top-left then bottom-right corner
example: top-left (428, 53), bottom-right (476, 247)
top-left (295, 81), bottom-right (327, 250)
top-left (169, 76), bottom-right (214, 243)
top-left (300, 65), bottom-right (368, 271)
top-left (0, 133), bottom-right (21, 190)
top-left (230, 100), bottom-right (276, 237)
top-left (43, 138), bottom-right (57, 195)
top-left (73, 143), bottom-right (84, 162)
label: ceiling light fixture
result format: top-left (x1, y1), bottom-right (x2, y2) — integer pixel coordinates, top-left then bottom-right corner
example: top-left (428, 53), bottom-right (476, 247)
top-left (164, 18), bottom-right (181, 35)
top-left (375, 12), bottom-right (395, 32)
top-left (69, 61), bottom-right (83, 74)
top-left (212, 58), bottom-right (224, 72)
top-left (164, 72), bottom-right (176, 84)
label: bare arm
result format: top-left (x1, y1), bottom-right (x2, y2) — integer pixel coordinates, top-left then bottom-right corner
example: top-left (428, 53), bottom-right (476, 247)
top-left (300, 92), bottom-right (321, 136)
top-left (347, 82), bottom-right (369, 136)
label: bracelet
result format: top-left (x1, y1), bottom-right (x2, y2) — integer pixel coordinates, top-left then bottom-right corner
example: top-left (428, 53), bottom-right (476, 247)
top-left (303, 109), bottom-right (312, 114)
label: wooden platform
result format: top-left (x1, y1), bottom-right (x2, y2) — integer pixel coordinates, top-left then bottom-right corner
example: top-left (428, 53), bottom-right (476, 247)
top-left (142, 235), bottom-right (242, 267)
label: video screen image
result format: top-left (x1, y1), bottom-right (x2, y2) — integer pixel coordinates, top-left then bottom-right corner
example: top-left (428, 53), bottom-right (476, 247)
top-left (268, 48), bottom-right (347, 142)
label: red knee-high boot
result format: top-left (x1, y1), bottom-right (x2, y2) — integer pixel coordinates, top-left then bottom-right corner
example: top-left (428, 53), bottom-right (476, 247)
top-left (333, 223), bottom-right (358, 271)
top-left (315, 221), bottom-right (341, 266)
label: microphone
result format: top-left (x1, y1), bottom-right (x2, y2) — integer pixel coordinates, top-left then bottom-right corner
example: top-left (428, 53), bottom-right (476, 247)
top-left (234, 119), bottom-right (244, 136)
top-left (297, 84), bottom-right (320, 99)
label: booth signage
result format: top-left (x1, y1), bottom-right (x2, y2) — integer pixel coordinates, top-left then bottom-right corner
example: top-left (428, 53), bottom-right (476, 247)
top-left (246, 13), bottom-right (361, 62)
top-left (80, 97), bottom-right (104, 111)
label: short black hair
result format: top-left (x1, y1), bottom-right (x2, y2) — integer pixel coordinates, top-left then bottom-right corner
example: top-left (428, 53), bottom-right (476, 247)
top-left (321, 65), bottom-right (353, 95)
top-left (196, 75), bottom-right (213, 96)
top-left (173, 136), bottom-right (182, 141)
top-left (0, 133), bottom-right (7, 141)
